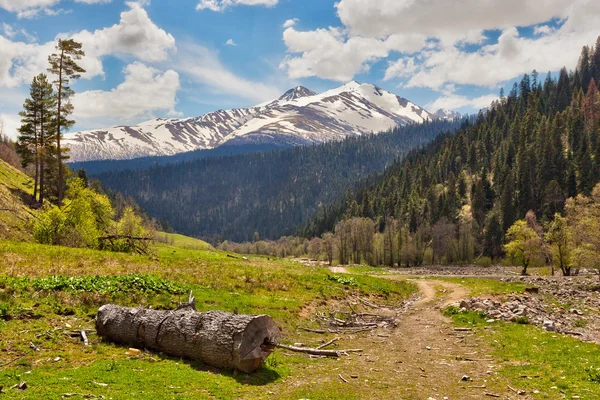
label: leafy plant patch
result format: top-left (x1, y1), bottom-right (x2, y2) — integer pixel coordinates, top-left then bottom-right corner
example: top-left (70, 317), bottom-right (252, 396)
top-left (0, 274), bottom-right (187, 295)
top-left (327, 274), bottom-right (357, 286)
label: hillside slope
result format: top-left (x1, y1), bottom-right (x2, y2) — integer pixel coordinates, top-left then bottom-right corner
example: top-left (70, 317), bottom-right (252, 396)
top-left (64, 82), bottom-right (436, 162)
top-left (0, 160), bottom-right (35, 240)
top-left (304, 39), bottom-right (600, 259)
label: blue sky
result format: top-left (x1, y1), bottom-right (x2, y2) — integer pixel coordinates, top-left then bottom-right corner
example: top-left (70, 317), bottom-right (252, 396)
top-left (0, 0), bottom-right (598, 137)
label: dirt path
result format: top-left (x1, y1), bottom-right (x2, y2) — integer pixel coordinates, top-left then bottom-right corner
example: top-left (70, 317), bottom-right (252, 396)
top-left (296, 272), bottom-right (520, 399)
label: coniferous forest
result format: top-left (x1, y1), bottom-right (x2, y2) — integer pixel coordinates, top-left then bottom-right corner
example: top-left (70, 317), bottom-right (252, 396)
top-left (95, 120), bottom-right (461, 241)
top-left (293, 38), bottom-right (600, 267)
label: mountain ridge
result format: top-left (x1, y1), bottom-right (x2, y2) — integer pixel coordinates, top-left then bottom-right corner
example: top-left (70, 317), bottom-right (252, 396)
top-left (65, 82), bottom-right (444, 162)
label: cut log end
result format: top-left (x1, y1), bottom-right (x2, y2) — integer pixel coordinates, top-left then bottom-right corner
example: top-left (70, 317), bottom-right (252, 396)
top-left (96, 304), bottom-right (281, 373)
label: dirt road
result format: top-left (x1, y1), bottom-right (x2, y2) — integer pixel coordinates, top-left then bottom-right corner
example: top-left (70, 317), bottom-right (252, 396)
top-left (281, 270), bottom-right (522, 399)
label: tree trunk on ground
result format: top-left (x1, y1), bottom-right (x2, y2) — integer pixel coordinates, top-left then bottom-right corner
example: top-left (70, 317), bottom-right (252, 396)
top-left (96, 303), bottom-right (281, 373)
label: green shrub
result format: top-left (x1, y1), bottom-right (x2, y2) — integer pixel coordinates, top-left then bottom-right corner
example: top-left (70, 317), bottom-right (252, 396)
top-left (327, 274), bottom-right (357, 286)
top-left (585, 366), bottom-right (600, 383)
top-left (475, 256), bottom-right (493, 267)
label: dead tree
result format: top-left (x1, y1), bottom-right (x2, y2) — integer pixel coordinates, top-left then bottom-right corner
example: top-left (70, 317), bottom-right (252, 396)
top-left (95, 298), bottom-right (281, 373)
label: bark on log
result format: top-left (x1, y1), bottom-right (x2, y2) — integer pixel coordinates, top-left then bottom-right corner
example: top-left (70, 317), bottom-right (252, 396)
top-left (95, 304), bottom-right (281, 373)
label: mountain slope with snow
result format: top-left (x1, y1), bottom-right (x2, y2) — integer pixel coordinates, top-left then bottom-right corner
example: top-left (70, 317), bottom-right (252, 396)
top-left (65, 82), bottom-right (439, 162)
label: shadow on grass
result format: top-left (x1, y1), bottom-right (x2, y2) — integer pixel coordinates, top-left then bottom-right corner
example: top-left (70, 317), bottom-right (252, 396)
top-left (100, 340), bottom-right (282, 386)
top-left (8, 187), bottom-right (40, 209)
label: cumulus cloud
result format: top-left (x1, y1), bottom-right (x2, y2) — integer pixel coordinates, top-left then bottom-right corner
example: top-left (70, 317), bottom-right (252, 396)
top-left (335, 0), bottom-right (572, 43)
top-left (225, 38), bottom-right (236, 46)
top-left (196, 0), bottom-right (277, 12)
top-left (281, 0), bottom-right (600, 95)
top-left (72, 62), bottom-right (180, 122)
top-left (178, 43), bottom-right (280, 103)
top-left (428, 93), bottom-right (499, 112)
top-left (0, 1), bottom-right (175, 87)
top-left (282, 18), bottom-right (297, 28)
top-left (384, 57), bottom-right (417, 81)
top-left (0, 0), bottom-right (109, 19)
top-left (280, 27), bottom-right (425, 82)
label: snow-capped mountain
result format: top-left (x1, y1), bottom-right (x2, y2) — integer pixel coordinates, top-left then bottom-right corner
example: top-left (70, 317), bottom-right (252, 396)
top-left (434, 108), bottom-right (463, 120)
top-left (65, 82), bottom-right (438, 162)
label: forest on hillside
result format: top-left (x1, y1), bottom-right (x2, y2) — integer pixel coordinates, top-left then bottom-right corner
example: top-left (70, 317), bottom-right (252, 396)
top-left (96, 119), bottom-right (462, 241)
top-left (271, 37), bottom-right (600, 270)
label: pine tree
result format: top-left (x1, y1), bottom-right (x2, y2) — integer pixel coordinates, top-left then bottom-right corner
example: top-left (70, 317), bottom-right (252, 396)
top-left (48, 39), bottom-right (85, 207)
top-left (16, 74), bottom-right (57, 204)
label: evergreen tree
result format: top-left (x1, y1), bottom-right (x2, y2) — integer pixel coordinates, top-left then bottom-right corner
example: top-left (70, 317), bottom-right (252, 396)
top-left (48, 39), bottom-right (85, 207)
top-left (16, 74), bottom-right (57, 205)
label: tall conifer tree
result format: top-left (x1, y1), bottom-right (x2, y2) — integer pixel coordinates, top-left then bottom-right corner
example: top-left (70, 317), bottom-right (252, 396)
top-left (48, 39), bottom-right (85, 207)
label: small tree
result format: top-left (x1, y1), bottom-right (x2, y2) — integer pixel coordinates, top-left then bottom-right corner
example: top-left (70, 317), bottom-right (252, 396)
top-left (505, 219), bottom-right (546, 275)
top-left (321, 232), bottom-right (334, 266)
top-left (546, 213), bottom-right (572, 276)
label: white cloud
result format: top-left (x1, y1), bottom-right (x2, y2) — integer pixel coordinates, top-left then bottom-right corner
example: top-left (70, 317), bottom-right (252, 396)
top-left (225, 38), bottom-right (236, 46)
top-left (2, 23), bottom-right (16, 38)
top-left (280, 27), bottom-right (425, 82)
top-left (534, 25), bottom-right (555, 36)
top-left (0, 0), bottom-right (59, 12)
top-left (178, 43), bottom-right (280, 103)
top-left (335, 0), bottom-right (573, 43)
top-left (0, 1), bottom-right (175, 87)
top-left (0, 113), bottom-right (21, 139)
top-left (383, 57), bottom-right (417, 81)
top-left (196, 0), bottom-right (277, 12)
top-left (0, 0), bottom-right (109, 19)
top-left (72, 62), bottom-right (180, 122)
top-left (428, 93), bottom-right (499, 112)
top-left (281, 0), bottom-right (600, 94)
top-left (283, 18), bottom-right (298, 28)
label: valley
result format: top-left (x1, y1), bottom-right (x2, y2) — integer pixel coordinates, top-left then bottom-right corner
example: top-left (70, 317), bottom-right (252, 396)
top-left (1, 1), bottom-right (600, 398)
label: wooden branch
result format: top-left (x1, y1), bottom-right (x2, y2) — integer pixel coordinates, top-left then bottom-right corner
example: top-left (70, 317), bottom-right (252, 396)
top-left (275, 343), bottom-right (362, 357)
top-left (81, 330), bottom-right (89, 346)
top-left (98, 235), bottom-right (154, 241)
top-left (298, 327), bottom-right (326, 334)
top-left (317, 337), bottom-right (339, 350)
top-left (354, 296), bottom-right (383, 309)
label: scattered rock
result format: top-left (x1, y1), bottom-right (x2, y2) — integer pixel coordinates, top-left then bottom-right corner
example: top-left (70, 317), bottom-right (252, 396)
top-left (543, 320), bottom-right (556, 332)
top-left (461, 375), bottom-right (471, 381)
top-left (17, 382), bottom-right (27, 390)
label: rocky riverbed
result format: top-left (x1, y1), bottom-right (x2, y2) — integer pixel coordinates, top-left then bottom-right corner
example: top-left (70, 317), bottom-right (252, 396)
top-left (459, 276), bottom-right (600, 343)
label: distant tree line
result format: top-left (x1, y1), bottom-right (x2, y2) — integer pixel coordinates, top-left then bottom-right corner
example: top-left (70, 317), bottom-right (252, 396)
top-left (96, 119), bottom-right (463, 242)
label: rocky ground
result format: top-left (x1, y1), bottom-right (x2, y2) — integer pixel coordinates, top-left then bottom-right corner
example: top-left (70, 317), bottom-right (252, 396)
top-left (459, 276), bottom-right (600, 343)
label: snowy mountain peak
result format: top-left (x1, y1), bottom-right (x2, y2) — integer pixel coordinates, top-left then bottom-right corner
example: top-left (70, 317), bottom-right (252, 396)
top-left (434, 108), bottom-right (462, 120)
top-left (65, 82), bottom-right (436, 162)
top-left (278, 86), bottom-right (317, 102)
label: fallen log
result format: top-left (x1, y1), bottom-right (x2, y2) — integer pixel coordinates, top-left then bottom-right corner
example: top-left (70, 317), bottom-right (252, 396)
top-left (95, 301), bottom-right (281, 373)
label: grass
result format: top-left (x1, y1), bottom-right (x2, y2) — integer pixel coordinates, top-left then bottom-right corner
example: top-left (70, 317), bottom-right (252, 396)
top-left (444, 307), bottom-right (600, 399)
top-left (435, 277), bottom-right (527, 296)
top-left (154, 231), bottom-right (213, 250)
top-left (0, 238), bottom-right (417, 399)
top-left (0, 160), bottom-right (35, 241)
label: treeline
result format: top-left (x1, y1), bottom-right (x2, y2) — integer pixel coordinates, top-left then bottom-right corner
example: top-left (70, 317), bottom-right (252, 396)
top-left (301, 37), bottom-right (600, 265)
top-left (96, 119), bottom-right (463, 242)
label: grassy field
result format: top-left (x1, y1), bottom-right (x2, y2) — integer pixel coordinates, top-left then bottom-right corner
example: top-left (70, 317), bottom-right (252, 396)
top-left (154, 231), bottom-right (213, 250)
top-left (445, 307), bottom-right (600, 399)
top-left (0, 239), bottom-right (416, 399)
top-left (435, 277), bottom-right (527, 296)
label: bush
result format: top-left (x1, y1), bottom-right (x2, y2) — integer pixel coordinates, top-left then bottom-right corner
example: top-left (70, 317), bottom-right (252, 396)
top-left (33, 206), bottom-right (67, 245)
top-left (33, 178), bottom-right (113, 248)
top-left (475, 256), bottom-right (493, 267)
